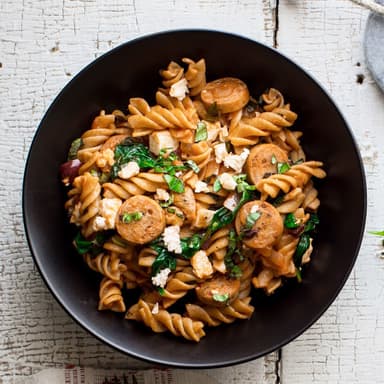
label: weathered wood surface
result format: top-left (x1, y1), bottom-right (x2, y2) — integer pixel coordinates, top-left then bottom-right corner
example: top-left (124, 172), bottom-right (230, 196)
top-left (0, 0), bottom-right (383, 383)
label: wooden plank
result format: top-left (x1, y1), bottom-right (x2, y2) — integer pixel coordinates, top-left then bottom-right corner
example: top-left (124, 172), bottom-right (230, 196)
top-left (276, 0), bottom-right (384, 382)
top-left (0, 0), bottom-right (280, 382)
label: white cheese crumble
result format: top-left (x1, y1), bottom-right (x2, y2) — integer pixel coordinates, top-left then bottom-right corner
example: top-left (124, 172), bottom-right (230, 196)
top-left (194, 180), bottom-right (210, 193)
top-left (250, 204), bottom-right (260, 214)
top-left (219, 125), bottom-right (229, 142)
top-left (218, 173), bottom-right (237, 191)
top-left (117, 161), bottom-right (140, 180)
top-left (223, 148), bottom-right (250, 173)
top-left (191, 250), bottom-right (213, 279)
top-left (151, 268), bottom-right (171, 289)
top-left (99, 198), bottom-right (122, 229)
top-left (155, 188), bottom-right (170, 201)
top-left (214, 143), bottom-right (229, 164)
top-left (92, 216), bottom-right (107, 232)
top-left (149, 131), bottom-right (179, 156)
top-left (163, 225), bottom-right (182, 254)
top-left (169, 78), bottom-right (189, 101)
top-left (151, 302), bottom-right (159, 314)
top-left (223, 193), bottom-right (239, 212)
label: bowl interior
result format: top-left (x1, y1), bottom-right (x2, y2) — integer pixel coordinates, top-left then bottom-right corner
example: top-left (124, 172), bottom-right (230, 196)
top-left (23, 30), bottom-right (366, 368)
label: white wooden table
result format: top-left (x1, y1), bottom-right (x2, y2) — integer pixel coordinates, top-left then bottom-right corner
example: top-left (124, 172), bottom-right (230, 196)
top-left (1, 1), bottom-right (384, 383)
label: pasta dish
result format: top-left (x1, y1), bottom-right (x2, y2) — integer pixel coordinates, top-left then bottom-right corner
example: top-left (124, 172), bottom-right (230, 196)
top-left (60, 58), bottom-right (326, 342)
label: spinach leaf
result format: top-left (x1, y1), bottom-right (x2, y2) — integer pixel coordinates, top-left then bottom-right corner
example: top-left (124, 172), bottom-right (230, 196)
top-left (73, 231), bottom-right (109, 256)
top-left (195, 121), bottom-right (208, 142)
top-left (304, 213), bottom-right (319, 232)
top-left (293, 233), bottom-right (310, 267)
top-left (224, 229), bottom-right (243, 279)
top-left (284, 213), bottom-right (299, 229)
top-left (213, 179), bottom-right (222, 192)
top-left (150, 243), bottom-right (177, 277)
top-left (184, 160), bottom-right (200, 173)
top-left (164, 174), bottom-right (185, 193)
top-left (277, 162), bottom-right (290, 174)
top-left (180, 234), bottom-right (203, 259)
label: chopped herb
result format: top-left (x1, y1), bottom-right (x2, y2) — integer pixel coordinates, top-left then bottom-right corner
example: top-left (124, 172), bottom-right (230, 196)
top-left (176, 212), bottom-right (184, 219)
top-left (73, 231), bottom-right (109, 256)
top-left (245, 211), bottom-right (261, 230)
top-left (121, 211), bottom-right (143, 223)
top-left (166, 207), bottom-right (176, 214)
top-left (90, 169), bottom-right (99, 177)
top-left (67, 138), bottom-right (82, 161)
top-left (99, 172), bottom-right (110, 183)
top-left (304, 213), bottom-right (319, 232)
top-left (233, 174), bottom-right (256, 193)
top-left (213, 179), bottom-right (222, 192)
top-left (164, 174), bottom-right (185, 193)
top-left (293, 158), bottom-right (304, 165)
top-left (225, 231), bottom-right (243, 278)
top-left (229, 265), bottom-right (242, 279)
top-left (158, 287), bottom-right (165, 296)
top-left (180, 234), bottom-right (203, 259)
top-left (295, 268), bottom-right (302, 283)
top-left (284, 213), bottom-right (300, 229)
top-left (159, 194), bottom-right (174, 208)
top-left (212, 293), bottom-right (229, 303)
top-left (369, 230), bottom-right (384, 236)
top-left (185, 159), bottom-right (200, 173)
top-left (195, 121), bottom-right (208, 142)
top-left (277, 162), bottom-right (290, 174)
top-left (271, 154), bottom-right (277, 165)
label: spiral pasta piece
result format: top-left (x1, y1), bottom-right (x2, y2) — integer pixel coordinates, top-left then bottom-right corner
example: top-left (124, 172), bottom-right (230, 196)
top-left (302, 180), bottom-right (321, 211)
top-left (84, 252), bottom-right (127, 281)
top-left (65, 172), bottom-right (101, 237)
top-left (205, 227), bottom-right (230, 273)
top-left (252, 268), bottom-right (282, 295)
top-left (103, 172), bottom-right (168, 199)
top-left (275, 188), bottom-right (306, 214)
top-left (98, 277), bottom-right (126, 312)
top-left (262, 88), bottom-right (285, 112)
top-left (186, 297), bottom-right (254, 327)
top-left (238, 257), bottom-right (256, 299)
top-left (256, 161), bottom-right (326, 199)
top-left (182, 58), bottom-right (206, 96)
top-left (103, 235), bottom-right (135, 262)
top-left (159, 61), bottom-right (184, 88)
top-left (128, 300), bottom-right (205, 342)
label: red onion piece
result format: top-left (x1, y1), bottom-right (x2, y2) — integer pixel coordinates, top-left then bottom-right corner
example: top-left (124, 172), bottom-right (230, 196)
top-left (60, 159), bottom-right (81, 185)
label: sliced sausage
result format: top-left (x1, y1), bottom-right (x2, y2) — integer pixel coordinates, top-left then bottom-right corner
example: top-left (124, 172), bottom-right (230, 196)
top-left (173, 186), bottom-right (196, 223)
top-left (116, 195), bottom-right (165, 244)
top-left (201, 77), bottom-right (250, 114)
top-left (235, 200), bottom-right (283, 249)
top-left (246, 143), bottom-right (289, 184)
top-left (196, 275), bottom-right (241, 307)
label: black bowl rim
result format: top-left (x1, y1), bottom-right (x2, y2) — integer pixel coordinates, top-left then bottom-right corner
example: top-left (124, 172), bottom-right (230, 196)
top-left (22, 28), bottom-right (367, 368)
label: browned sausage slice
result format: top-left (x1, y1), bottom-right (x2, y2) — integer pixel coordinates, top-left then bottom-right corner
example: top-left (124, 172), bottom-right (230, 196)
top-left (201, 77), bottom-right (250, 114)
top-left (196, 275), bottom-right (240, 307)
top-left (101, 134), bottom-right (129, 152)
top-left (116, 195), bottom-right (165, 244)
top-left (235, 200), bottom-right (283, 249)
top-left (246, 144), bottom-right (288, 184)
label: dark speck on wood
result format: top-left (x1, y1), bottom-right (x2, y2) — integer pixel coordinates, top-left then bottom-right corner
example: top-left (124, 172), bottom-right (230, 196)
top-left (356, 74), bottom-right (365, 84)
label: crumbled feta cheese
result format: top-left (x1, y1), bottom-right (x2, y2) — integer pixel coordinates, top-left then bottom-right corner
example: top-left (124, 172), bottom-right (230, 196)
top-left (191, 250), bottom-right (213, 279)
top-left (155, 188), bottom-right (170, 201)
top-left (151, 302), bottom-right (159, 314)
top-left (223, 148), bottom-right (250, 173)
top-left (194, 181), bottom-right (210, 193)
top-left (151, 268), bottom-right (171, 288)
top-left (117, 161), bottom-right (140, 180)
top-left (100, 198), bottom-right (122, 229)
top-left (175, 171), bottom-right (183, 178)
top-left (163, 225), bottom-right (182, 254)
top-left (149, 131), bottom-right (179, 156)
top-left (223, 193), bottom-right (239, 212)
top-left (214, 143), bottom-right (229, 164)
top-left (250, 204), bottom-right (259, 214)
top-left (169, 78), bottom-right (189, 101)
top-left (218, 173), bottom-right (237, 190)
top-left (92, 216), bottom-right (106, 231)
top-left (96, 148), bottom-right (115, 168)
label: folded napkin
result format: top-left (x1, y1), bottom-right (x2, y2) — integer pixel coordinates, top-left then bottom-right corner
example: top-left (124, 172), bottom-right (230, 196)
top-left (16, 366), bottom-right (220, 384)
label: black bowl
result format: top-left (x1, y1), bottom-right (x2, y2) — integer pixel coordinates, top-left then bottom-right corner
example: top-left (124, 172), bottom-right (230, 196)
top-left (23, 30), bottom-right (366, 368)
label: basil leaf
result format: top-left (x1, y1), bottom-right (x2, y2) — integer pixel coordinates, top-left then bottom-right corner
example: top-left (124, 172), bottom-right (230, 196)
top-left (195, 121), bottom-right (208, 142)
top-left (120, 211), bottom-right (143, 223)
top-left (67, 138), bottom-right (82, 161)
top-left (284, 213), bottom-right (299, 229)
top-left (212, 293), bottom-right (229, 303)
top-left (293, 233), bottom-right (310, 266)
top-left (164, 174), bottom-right (185, 193)
top-left (213, 179), bottom-right (222, 192)
top-left (180, 234), bottom-right (203, 259)
top-left (185, 160), bottom-right (200, 173)
top-left (159, 194), bottom-right (174, 208)
top-left (229, 265), bottom-right (242, 279)
top-left (73, 231), bottom-right (108, 256)
top-left (277, 162), bottom-right (290, 174)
